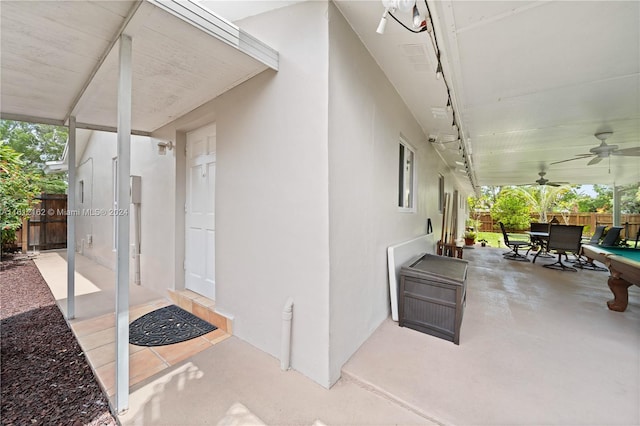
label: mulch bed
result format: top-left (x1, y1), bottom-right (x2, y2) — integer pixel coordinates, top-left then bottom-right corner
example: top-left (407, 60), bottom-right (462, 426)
top-left (1, 254), bottom-right (117, 426)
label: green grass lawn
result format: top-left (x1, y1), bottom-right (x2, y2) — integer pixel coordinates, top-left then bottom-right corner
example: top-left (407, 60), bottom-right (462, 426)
top-left (476, 232), bottom-right (504, 248)
top-left (476, 231), bottom-right (531, 248)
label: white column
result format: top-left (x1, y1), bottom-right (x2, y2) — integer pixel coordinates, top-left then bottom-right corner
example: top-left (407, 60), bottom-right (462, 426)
top-left (66, 116), bottom-right (76, 319)
top-left (613, 185), bottom-right (621, 226)
top-left (115, 33), bottom-right (132, 414)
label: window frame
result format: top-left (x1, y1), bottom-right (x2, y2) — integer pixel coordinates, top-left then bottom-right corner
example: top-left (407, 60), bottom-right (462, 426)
top-left (397, 138), bottom-right (417, 213)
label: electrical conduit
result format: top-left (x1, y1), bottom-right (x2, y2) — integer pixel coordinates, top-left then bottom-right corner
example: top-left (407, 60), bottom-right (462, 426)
top-left (280, 297), bottom-right (294, 371)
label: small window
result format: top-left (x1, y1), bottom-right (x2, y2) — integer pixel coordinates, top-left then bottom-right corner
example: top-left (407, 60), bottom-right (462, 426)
top-left (438, 174), bottom-right (445, 212)
top-left (79, 180), bottom-right (84, 204)
top-left (398, 140), bottom-right (415, 210)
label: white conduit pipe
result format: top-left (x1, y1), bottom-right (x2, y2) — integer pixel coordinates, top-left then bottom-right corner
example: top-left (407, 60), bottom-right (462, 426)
top-left (133, 202), bottom-right (141, 285)
top-left (280, 297), bottom-right (294, 371)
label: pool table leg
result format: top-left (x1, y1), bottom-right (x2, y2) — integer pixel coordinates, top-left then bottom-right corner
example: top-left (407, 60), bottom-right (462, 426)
top-left (607, 276), bottom-right (633, 312)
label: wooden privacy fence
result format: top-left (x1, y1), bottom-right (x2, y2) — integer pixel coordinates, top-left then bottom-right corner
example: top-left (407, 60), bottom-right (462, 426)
top-left (474, 212), bottom-right (640, 240)
top-left (14, 194), bottom-right (68, 251)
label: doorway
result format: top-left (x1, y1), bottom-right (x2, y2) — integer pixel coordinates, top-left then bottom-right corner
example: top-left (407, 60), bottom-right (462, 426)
top-left (185, 123), bottom-right (216, 300)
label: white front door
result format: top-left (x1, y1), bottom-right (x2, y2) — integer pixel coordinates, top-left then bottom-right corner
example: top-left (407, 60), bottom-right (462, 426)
top-left (185, 123), bottom-right (216, 300)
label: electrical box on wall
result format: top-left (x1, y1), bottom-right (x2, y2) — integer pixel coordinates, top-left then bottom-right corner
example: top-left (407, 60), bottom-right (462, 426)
top-left (130, 175), bottom-right (142, 204)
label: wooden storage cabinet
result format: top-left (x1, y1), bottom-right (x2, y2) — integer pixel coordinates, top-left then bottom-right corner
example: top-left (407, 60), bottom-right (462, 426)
top-left (399, 254), bottom-right (468, 344)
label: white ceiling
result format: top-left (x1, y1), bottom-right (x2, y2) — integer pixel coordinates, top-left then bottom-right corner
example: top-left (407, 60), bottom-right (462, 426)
top-left (335, 0), bottom-right (640, 189)
top-left (2, 0), bottom-right (637, 189)
top-left (0, 0), bottom-right (278, 134)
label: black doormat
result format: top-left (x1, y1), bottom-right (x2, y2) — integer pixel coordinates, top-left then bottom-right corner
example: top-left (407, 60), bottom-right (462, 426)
top-left (129, 304), bottom-right (217, 347)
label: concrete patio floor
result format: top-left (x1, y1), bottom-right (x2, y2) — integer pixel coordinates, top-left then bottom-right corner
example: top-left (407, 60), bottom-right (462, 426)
top-left (32, 247), bottom-right (639, 425)
top-left (343, 246), bottom-right (640, 425)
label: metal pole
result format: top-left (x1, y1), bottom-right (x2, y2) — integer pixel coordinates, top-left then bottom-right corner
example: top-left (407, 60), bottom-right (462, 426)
top-left (613, 185), bottom-right (621, 227)
top-left (115, 33), bottom-right (132, 414)
top-left (66, 116), bottom-right (76, 319)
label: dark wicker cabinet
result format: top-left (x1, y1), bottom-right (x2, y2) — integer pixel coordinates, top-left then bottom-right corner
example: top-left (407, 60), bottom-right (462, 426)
top-left (399, 254), bottom-right (468, 344)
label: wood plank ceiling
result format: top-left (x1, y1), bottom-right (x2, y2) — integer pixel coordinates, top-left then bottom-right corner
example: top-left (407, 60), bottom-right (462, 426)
top-left (335, 0), bottom-right (640, 189)
top-left (0, 0), bottom-right (278, 134)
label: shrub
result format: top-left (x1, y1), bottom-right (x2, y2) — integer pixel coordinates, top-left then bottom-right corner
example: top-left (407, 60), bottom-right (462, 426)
top-left (490, 187), bottom-right (531, 231)
top-left (1, 145), bottom-right (40, 251)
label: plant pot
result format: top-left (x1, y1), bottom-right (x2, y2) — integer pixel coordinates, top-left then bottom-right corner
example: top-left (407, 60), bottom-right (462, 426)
top-left (480, 242), bottom-right (486, 247)
top-left (464, 238), bottom-right (475, 246)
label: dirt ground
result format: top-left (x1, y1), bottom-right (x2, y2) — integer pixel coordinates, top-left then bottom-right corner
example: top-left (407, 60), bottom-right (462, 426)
top-left (1, 254), bottom-right (116, 425)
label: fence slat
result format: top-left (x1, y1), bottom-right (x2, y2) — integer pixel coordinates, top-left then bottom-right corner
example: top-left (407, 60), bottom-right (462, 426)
top-left (474, 212), bottom-right (640, 240)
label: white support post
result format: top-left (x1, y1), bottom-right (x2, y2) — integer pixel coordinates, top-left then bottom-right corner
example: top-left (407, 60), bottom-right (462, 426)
top-left (613, 185), bottom-right (621, 226)
top-left (115, 33), bottom-right (132, 414)
top-left (66, 116), bottom-right (76, 320)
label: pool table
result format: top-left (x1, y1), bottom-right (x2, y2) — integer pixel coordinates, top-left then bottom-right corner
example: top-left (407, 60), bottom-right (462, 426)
top-left (581, 245), bottom-right (640, 312)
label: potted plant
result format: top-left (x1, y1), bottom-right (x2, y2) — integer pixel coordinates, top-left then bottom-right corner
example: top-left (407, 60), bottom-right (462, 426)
top-left (464, 230), bottom-right (476, 246)
top-left (478, 238), bottom-right (488, 247)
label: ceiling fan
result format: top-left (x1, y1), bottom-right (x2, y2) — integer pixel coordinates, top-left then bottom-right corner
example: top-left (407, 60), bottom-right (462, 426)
top-left (527, 171), bottom-right (568, 187)
top-left (551, 132), bottom-right (640, 166)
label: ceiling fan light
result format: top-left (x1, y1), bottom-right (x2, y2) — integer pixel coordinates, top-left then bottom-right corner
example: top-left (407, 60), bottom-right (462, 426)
top-left (595, 131), bottom-right (614, 141)
top-left (395, 0), bottom-right (415, 13)
top-left (412, 4), bottom-right (425, 29)
top-left (376, 9), bottom-right (389, 34)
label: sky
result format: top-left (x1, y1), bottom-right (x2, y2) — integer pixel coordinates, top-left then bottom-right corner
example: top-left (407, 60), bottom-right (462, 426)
top-left (577, 184), bottom-right (598, 197)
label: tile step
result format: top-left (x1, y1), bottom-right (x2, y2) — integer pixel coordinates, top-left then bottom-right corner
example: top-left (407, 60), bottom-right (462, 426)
top-left (168, 289), bottom-right (232, 334)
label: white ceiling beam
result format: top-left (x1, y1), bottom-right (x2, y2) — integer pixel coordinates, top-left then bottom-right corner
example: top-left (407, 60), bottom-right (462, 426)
top-left (147, 0), bottom-right (279, 70)
top-left (75, 122), bottom-right (151, 137)
top-left (0, 113), bottom-right (151, 136)
top-left (0, 113), bottom-right (65, 127)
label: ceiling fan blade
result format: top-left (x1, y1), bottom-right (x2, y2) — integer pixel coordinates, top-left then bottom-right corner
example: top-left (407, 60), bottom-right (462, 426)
top-left (612, 147), bottom-right (640, 156)
top-left (550, 154), bottom-right (593, 165)
top-left (587, 157), bottom-right (603, 165)
top-left (547, 183), bottom-right (561, 187)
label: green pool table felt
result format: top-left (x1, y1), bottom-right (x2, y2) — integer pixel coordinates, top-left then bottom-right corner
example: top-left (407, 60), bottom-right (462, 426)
top-left (596, 247), bottom-right (640, 262)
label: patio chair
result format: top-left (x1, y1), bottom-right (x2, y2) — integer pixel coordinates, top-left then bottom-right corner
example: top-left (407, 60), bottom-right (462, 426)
top-left (573, 225), bottom-right (608, 271)
top-left (526, 222), bottom-right (550, 257)
top-left (540, 225), bottom-right (584, 272)
top-left (583, 225), bottom-right (607, 245)
top-left (600, 226), bottom-right (624, 247)
top-left (499, 222), bottom-right (531, 262)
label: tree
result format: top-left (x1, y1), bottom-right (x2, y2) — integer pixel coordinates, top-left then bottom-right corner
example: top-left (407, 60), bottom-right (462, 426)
top-left (512, 185), bottom-right (572, 223)
top-left (0, 145), bottom-right (40, 250)
top-left (490, 187), bottom-right (531, 230)
top-left (0, 120), bottom-right (68, 194)
top-left (620, 183), bottom-right (640, 214)
top-left (468, 186), bottom-right (501, 211)
top-left (575, 185), bottom-right (613, 213)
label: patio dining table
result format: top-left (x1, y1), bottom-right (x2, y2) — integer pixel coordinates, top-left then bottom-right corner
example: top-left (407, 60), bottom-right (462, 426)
top-left (526, 231), bottom-right (552, 261)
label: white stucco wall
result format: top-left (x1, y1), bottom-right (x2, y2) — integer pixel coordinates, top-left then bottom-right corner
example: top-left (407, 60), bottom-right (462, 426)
top-left (215, 0), bottom-right (331, 387)
top-left (326, 3), bottom-right (466, 384)
top-left (73, 131), bottom-right (175, 296)
top-left (74, 131), bottom-right (117, 270)
top-left (152, 0), bottom-right (332, 387)
top-left (74, 0), bottom-right (470, 390)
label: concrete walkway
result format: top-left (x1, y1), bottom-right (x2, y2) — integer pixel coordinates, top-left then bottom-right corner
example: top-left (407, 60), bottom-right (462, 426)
top-left (33, 251), bottom-right (433, 425)
top-left (33, 248), bottom-right (640, 425)
top-left (121, 337), bottom-right (432, 425)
